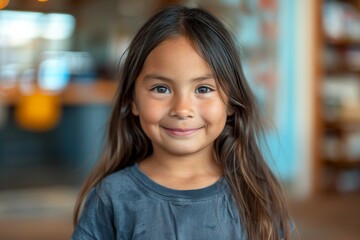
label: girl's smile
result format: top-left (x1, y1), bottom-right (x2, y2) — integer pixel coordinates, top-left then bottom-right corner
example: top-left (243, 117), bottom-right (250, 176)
top-left (161, 126), bottom-right (204, 137)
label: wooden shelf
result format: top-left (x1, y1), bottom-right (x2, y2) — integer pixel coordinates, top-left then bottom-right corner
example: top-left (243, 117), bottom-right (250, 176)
top-left (0, 80), bottom-right (118, 106)
top-left (323, 159), bottom-right (360, 169)
top-left (325, 120), bottom-right (360, 130)
top-left (325, 67), bottom-right (360, 75)
top-left (326, 38), bottom-right (360, 47)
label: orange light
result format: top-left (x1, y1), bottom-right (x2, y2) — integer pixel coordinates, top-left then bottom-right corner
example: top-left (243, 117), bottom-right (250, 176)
top-left (15, 91), bottom-right (62, 132)
top-left (38, 0), bottom-right (48, 2)
top-left (0, 0), bottom-right (9, 10)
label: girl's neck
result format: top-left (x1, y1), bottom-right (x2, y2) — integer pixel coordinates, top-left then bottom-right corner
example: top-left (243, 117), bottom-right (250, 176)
top-left (139, 150), bottom-right (223, 190)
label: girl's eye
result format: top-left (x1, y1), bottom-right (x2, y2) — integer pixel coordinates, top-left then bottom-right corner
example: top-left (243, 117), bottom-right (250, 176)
top-left (151, 85), bottom-right (171, 94)
top-left (195, 86), bottom-right (213, 94)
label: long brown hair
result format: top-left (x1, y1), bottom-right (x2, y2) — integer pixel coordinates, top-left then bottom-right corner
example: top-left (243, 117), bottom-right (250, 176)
top-left (74, 6), bottom-right (292, 239)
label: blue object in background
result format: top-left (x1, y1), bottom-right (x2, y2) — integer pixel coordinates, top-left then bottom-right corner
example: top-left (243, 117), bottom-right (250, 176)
top-left (269, 0), bottom-right (297, 181)
top-left (38, 53), bottom-right (70, 91)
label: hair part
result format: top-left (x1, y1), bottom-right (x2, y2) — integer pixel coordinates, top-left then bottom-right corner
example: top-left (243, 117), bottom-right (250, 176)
top-left (73, 5), bottom-right (292, 239)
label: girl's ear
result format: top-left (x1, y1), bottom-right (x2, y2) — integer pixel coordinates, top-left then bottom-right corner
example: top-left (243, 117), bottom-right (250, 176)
top-left (131, 101), bottom-right (139, 116)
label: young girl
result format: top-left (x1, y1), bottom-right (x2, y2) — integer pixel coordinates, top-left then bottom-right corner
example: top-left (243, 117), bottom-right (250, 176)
top-left (72, 6), bottom-right (293, 240)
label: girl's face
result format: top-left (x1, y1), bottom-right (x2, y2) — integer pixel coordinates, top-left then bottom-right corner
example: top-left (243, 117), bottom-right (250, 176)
top-left (132, 36), bottom-right (229, 159)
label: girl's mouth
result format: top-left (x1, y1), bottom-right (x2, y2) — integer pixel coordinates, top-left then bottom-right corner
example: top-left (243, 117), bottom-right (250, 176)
top-left (162, 127), bottom-right (201, 137)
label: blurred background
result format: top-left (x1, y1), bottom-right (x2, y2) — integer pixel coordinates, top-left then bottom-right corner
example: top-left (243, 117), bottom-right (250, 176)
top-left (0, 0), bottom-right (359, 239)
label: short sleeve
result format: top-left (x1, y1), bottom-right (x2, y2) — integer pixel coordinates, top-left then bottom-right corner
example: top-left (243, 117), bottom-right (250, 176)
top-left (71, 188), bottom-right (115, 240)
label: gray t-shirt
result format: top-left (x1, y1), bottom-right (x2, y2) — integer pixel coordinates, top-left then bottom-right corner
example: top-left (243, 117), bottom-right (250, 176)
top-left (72, 164), bottom-right (244, 240)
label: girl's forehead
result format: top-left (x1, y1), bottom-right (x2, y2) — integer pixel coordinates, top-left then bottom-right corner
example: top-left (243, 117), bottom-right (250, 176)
top-left (150, 36), bottom-right (198, 56)
top-left (141, 36), bottom-right (212, 73)
top-left (154, 36), bottom-right (208, 61)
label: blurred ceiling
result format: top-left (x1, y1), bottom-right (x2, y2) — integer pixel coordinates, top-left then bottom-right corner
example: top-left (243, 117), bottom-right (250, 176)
top-left (4, 0), bottom-right (82, 12)
top-left (3, 0), bottom-right (186, 13)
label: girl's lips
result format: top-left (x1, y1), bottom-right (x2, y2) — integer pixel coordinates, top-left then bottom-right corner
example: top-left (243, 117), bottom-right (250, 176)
top-left (163, 127), bottom-right (200, 137)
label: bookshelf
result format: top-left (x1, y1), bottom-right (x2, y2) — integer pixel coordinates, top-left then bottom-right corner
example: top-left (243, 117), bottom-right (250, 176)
top-left (320, 0), bottom-right (360, 193)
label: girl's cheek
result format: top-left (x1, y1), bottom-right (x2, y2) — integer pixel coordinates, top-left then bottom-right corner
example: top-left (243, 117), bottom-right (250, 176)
top-left (140, 102), bottom-right (168, 123)
top-left (200, 100), bottom-right (227, 117)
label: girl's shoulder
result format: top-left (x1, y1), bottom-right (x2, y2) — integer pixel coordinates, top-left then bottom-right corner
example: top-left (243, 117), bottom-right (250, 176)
top-left (92, 164), bottom-right (141, 204)
top-left (96, 164), bottom-right (137, 193)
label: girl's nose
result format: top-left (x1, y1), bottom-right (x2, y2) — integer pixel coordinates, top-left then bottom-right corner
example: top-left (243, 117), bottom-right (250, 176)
top-left (169, 95), bottom-right (195, 119)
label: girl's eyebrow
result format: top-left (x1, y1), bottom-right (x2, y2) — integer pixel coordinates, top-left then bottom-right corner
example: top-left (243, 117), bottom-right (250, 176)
top-left (142, 73), bottom-right (215, 83)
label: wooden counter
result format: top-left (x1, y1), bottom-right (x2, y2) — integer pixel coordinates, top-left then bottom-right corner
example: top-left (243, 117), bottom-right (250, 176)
top-left (0, 80), bottom-right (118, 105)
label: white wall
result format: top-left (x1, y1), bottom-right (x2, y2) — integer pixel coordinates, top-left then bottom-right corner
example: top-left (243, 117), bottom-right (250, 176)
top-left (292, 0), bottom-right (318, 199)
